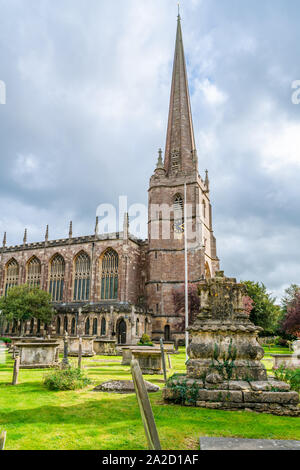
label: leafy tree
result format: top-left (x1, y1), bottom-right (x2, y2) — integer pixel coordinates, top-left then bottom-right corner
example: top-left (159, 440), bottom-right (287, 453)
top-left (279, 284), bottom-right (300, 335)
top-left (242, 281), bottom-right (281, 335)
top-left (0, 285), bottom-right (54, 335)
top-left (282, 291), bottom-right (300, 337)
top-left (281, 284), bottom-right (300, 315)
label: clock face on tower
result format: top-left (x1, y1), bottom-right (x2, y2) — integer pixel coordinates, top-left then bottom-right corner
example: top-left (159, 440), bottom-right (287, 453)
top-left (174, 220), bottom-right (184, 233)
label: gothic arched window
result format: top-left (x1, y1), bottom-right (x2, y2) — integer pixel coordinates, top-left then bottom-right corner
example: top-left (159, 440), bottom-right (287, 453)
top-left (57, 316), bottom-right (61, 335)
top-left (49, 254), bottom-right (65, 302)
top-left (73, 252), bottom-right (91, 301)
top-left (85, 317), bottom-right (90, 335)
top-left (93, 318), bottom-right (98, 335)
top-left (101, 249), bottom-right (119, 300)
top-left (64, 316), bottom-right (68, 334)
top-left (27, 256), bottom-right (41, 288)
top-left (136, 318), bottom-right (139, 336)
top-left (71, 317), bottom-right (76, 335)
top-left (173, 194), bottom-right (184, 233)
top-left (5, 259), bottom-right (19, 295)
top-left (101, 317), bottom-right (106, 336)
top-left (30, 318), bottom-right (34, 334)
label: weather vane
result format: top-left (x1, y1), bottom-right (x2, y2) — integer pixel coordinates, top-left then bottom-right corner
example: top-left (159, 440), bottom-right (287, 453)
top-left (178, 2), bottom-right (180, 17)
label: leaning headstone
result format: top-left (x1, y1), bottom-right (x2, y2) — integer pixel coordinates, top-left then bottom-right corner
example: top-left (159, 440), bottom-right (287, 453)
top-left (131, 359), bottom-right (161, 451)
top-left (167, 354), bottom-right (172, 369)
top-left (12, 354), bottom-right (20, 385)
top-left (78, 337), bottom-right (82, 369)
top-left (0, 431), bottom-right (6, 450)
top-left (160, 338), bottom-right (167, 382)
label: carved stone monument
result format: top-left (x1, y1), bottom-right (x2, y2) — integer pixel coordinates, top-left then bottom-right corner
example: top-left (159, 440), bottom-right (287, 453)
top-left (163, 272), bottom-right (299, 416)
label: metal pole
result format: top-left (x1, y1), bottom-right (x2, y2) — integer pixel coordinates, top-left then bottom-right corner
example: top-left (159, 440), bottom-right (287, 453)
top-left (184, 183), bottom-right (189, 363)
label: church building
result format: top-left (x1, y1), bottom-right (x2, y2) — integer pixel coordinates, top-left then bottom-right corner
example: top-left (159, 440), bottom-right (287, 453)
top-left (0, 15), bottom-right (219, 345)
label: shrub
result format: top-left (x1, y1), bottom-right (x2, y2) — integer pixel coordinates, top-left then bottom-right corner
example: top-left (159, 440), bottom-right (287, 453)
top-left (138, 334), bottom-right (153, 347)
top-left (273, 365), bottom-right (300, 393)
top-left (0, 337), bottom-right (11, 344)
top-left (44, 366), bottom-right (91, 391)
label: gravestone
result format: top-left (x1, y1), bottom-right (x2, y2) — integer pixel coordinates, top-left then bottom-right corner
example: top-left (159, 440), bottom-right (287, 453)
top-left (160, 338), bottom-right (167, 382)
top-left (15, 342), bottom-right (59, 369)
top-left (131, 359), bottom-right (161, 450)
top-left (12, 353), bottom-right (20, 385)
top-left (163, 272), bottom-right (300, 416)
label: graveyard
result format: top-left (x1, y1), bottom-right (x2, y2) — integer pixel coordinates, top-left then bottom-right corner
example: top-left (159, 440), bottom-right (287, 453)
top-left (0, 345), bottom-right (299, 450)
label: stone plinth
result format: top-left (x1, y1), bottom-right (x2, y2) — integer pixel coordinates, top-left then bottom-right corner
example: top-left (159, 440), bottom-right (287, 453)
top-left (163, 272), bottom-right (300, 416)
top-left (272, 353), bottom-right (300, 369)
top-left (121, 346), bottom-right (159, 366)
top-left (93, 339), bottom-right (117, 356)
top-left (15, 342), bottom-right (59, 369)
top-left (131, 349), bottom-right (162, 375)
top-left (68, 336), bottom-right (95, 357)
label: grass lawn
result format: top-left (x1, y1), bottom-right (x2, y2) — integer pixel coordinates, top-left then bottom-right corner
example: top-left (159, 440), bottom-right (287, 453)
top-left (0, 346), bottom-right (299, 450)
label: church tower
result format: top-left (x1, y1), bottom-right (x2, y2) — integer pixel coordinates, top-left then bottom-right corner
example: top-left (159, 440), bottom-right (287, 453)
top-left (147, 14), bottom-right (219, 343)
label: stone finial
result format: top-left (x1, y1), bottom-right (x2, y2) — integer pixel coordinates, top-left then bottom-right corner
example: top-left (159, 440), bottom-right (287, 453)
top-left (45, 225), bottom-right (49, 242)
top-left (95, 216), bottom-right (99, 236)
top-left (123, 212), bottom-right (129, 240)
top-left (23, 228), bottom-right (27, 245)
top-left (69, 221), bottom-right (73, 239)
top-left (205, 169), bottom-right (210, 190)
top-left (2, 232), bottom-right (6, 248)
top-left (156, 148), bottom-right (164, 169)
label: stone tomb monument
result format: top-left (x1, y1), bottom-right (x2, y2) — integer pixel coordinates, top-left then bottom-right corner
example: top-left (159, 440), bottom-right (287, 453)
top-left (163, 272), bottom-right (299, 416)
top-left (15, 341), bottom-right (59, 369)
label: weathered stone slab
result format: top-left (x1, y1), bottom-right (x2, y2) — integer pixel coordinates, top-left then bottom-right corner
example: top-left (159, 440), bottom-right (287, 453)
top-left (93, 380), bottom-right (159, 394)
top-left (200, 437), bottom-right (300, 451)
top-left (198, 390), bottom-right (243, 403)
top-left (228, 381), bottom-right (251, 391)
top-left (243, 391), bottom-right (299, 404)
top-left (250, 380), bottom-right (290, 392)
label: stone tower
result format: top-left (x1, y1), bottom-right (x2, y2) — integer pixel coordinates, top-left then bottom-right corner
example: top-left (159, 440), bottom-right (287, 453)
top-left (147, 15), bottom-right (219, 342)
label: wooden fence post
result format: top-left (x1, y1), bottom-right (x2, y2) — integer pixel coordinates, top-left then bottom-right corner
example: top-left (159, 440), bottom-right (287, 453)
top-left (78, 337), bottom-right (82, 369)
top-left (160, 338), bottom-right (167, 382)
top-left (12, 354), bottom-right (20, 386)
top-left (0, 431), bottom-right (6, 450)
top-left (131, 359), bottom-right (161, 451)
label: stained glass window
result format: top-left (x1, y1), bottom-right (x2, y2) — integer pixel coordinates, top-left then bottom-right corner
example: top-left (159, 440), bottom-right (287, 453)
top-left (27, 256), bottom-right (41, 288)
top-left (73, 252), bottom-right (91, 301)
top-left (101, 249), bottom-right (118, 300)
top-left (49, 254), bottom-right (65, 302)
top-left (5, 259), bottom-right (19, 295)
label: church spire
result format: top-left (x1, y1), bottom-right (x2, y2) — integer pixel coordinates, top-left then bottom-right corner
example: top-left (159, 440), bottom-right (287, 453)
top-left (164, 14), bottom-right (197, 175)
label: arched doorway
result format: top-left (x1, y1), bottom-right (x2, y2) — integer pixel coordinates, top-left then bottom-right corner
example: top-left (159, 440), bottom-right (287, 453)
top-left (164, 325), bottom-right (171, 341)
top-left (117, 319), bottom-right (127, 345)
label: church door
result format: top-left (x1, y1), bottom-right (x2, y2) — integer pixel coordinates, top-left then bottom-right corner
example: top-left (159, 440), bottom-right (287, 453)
top-left (117, 319), bottom-right (127, 345)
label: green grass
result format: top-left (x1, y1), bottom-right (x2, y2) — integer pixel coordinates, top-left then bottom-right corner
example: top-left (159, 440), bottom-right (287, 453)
top-left (0, 346), bottom-right (299, 450)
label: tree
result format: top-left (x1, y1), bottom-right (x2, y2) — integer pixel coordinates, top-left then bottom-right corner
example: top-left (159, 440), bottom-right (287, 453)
top-left (281, 284), bottom-right (300, 315)
top-left (0, 285), bottom-right (54, 336)
top-left (242, 281), bottom-right (281, 335)
top-left (282, 291), bottom-right (300, 337)
top-left (173, 284), bottom-right (200, 332)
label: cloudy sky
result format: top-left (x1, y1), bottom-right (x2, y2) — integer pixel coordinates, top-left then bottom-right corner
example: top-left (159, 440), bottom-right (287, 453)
top-left (0, 0), bottom-right (299, 301)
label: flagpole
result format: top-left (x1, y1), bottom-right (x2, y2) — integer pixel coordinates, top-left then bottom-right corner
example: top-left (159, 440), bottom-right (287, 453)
top-left (184, 183), bottom-right (189, 363)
